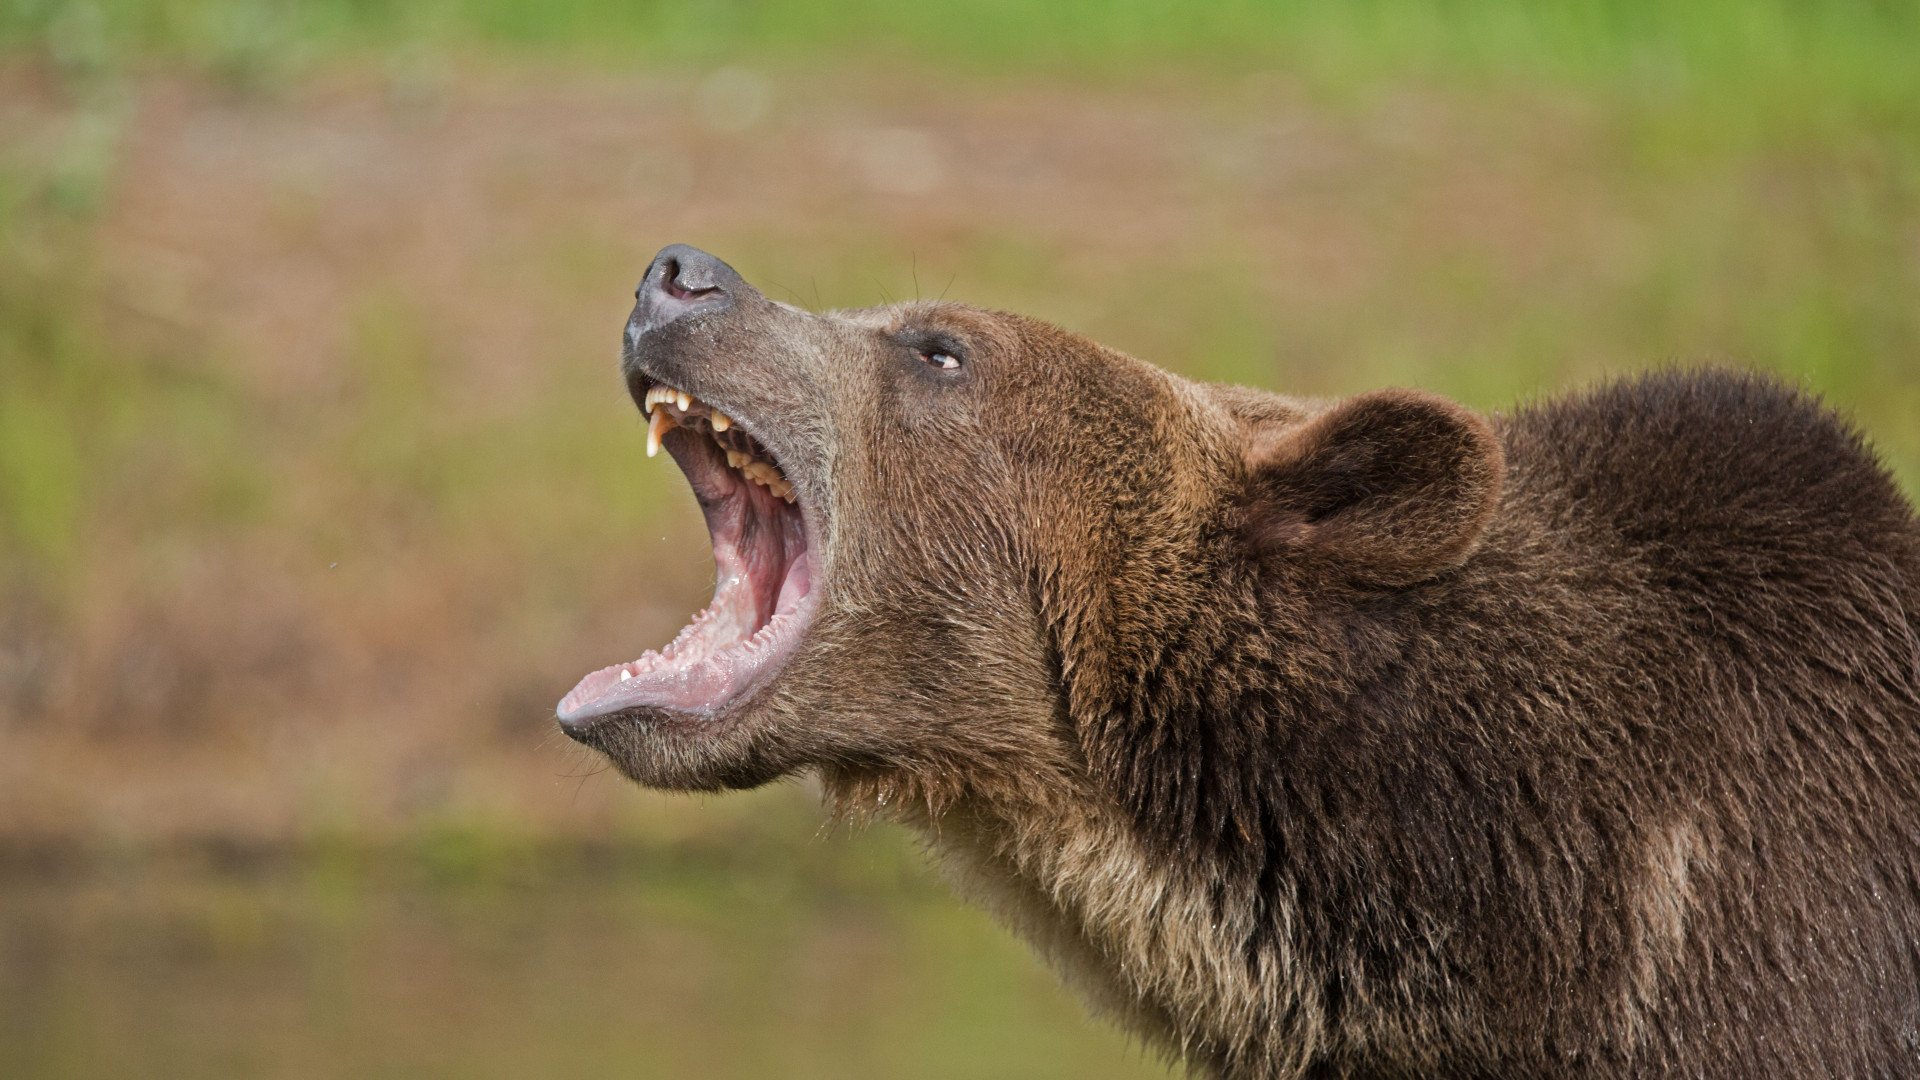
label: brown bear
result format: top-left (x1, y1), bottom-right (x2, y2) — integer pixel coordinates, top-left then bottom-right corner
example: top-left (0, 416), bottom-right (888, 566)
top-left (557, 245), bottom-right (1920, 1079)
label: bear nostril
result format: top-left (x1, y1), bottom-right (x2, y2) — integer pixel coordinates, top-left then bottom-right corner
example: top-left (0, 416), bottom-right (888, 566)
top-left (662, 257), bottom-right (721, 302)
top-left (633, 245), bottom-right (745, 332)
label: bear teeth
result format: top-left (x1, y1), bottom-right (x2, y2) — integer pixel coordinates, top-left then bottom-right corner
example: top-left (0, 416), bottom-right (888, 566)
top-left (642, 382), bottom-right (796, 503)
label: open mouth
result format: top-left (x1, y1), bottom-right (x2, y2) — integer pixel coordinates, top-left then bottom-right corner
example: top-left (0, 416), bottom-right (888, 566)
top-left (557, 379), bottom-right (816, 725)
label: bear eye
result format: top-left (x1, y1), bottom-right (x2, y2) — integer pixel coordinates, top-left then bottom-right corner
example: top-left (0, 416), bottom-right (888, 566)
top-left (899, 329), bottom-right (968, 378)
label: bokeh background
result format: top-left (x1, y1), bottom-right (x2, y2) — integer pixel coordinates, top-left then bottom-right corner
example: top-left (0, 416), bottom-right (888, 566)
top-left (2, 2), bottom-right (1916, 1077)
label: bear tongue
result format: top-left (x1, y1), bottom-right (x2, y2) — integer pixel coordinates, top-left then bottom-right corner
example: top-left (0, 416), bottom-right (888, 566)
top-left (555, 437), bottom-right (813, 721)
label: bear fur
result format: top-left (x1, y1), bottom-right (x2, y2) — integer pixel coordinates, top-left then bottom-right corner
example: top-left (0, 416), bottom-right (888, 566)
top-left (563, 246), bottom-right (1920, 1078)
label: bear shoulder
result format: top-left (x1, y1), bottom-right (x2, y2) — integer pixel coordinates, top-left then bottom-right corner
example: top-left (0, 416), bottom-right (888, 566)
top-left (1500, 368), bottom-right (1915, 560)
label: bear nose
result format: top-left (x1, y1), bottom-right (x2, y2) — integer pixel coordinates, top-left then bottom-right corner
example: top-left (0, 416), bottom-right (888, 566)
top-left (629, 244), bottom-right (742, 339)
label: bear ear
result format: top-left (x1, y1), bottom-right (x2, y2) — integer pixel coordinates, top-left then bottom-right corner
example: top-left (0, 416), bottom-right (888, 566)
top-left (1242, 389), bottom-right (1505, 586)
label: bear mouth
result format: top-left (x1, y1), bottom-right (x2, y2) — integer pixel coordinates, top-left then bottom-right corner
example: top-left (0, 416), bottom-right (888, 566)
top-left (556, 378), bottom-right (816, 725)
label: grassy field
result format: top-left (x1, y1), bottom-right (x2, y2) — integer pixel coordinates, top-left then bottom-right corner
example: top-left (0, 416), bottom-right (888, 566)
top-left (1, 2), bottom-right (1917, 1075)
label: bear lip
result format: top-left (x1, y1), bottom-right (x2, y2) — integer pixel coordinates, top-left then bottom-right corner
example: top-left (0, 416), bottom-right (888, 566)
top-left (556, 378), bottom-right (818, 727)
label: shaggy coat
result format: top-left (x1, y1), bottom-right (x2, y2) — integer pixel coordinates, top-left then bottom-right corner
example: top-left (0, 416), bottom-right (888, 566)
top-left (563, 245), bottom-right (1920, 1078)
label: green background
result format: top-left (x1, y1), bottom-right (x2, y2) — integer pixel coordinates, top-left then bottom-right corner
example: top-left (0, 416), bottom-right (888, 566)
top-left (2, 2), bottom-right (1916, 1076)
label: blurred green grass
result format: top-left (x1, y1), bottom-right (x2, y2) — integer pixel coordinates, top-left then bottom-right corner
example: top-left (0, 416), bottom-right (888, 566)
top-left (0, 827), bottom-right (1165, 1080)
top-left (6, 0), bottom-right (1918, 101)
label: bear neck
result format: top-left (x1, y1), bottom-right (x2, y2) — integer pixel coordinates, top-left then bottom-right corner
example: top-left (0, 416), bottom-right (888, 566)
top-left (931, 493), bottom-right (1493, 1073)
top-left (909, 536), bottom-right (1369, 1073)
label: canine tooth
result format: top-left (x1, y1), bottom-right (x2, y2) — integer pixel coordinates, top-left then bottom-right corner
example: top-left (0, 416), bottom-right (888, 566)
top-left (710, 411), bottom-right (732, 432)
top-left (619, 669), bottom-right (632, 682)
top-left (647, 408), bottom-right (676, 457)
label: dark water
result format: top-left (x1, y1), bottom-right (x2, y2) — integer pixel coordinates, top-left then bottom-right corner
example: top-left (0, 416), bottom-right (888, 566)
top-left (0, 847), bottom-right (1168, 1079)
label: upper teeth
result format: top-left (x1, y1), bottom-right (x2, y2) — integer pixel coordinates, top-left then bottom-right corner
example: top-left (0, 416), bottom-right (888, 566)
top-left (641, 383), bottom-right (795, 502)
top-left (646, 407), bottom-right (674, 458)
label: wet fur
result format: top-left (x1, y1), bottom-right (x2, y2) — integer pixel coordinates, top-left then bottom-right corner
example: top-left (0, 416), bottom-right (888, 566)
top-left (584, 274), bottom-right (1920, 1077)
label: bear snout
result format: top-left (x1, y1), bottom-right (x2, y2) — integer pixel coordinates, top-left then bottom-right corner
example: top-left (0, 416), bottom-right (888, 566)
top-left (627, 243), bottom-right (748, 341)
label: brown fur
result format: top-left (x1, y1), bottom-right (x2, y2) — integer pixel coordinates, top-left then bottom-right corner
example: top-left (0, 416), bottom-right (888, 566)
top-left (566, 248), bottom-right (1920, 1078)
